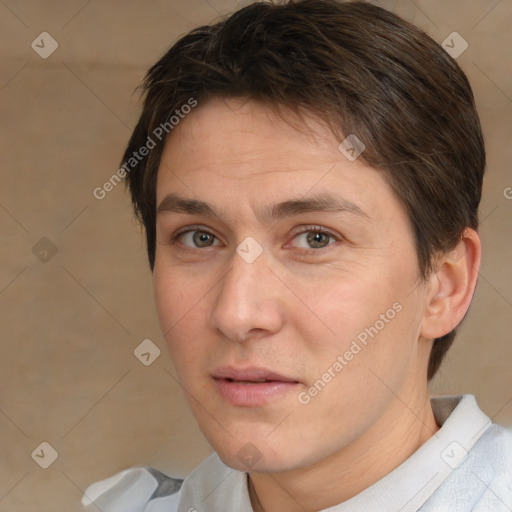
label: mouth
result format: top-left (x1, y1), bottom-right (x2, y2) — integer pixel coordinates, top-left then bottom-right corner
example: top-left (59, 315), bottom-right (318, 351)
top-left (212, 367), bottom-right (300, 406)
top-left (224, 378), bottom-right (274, 385)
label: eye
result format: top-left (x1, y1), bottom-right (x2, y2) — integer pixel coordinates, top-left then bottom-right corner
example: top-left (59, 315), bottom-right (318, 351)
top-left (174, 229), bottom-right (220, 248)
top-left (292, 229), bottom-right (337, 249)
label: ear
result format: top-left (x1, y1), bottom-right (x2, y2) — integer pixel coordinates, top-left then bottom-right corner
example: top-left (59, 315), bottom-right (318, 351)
top-left (421, 228), bottom-right (481, 339)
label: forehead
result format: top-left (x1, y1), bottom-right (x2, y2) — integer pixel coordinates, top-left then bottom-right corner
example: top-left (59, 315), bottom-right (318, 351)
top-left (154, 97), bottom-right (394, 221)
top-left (160, 98), bottom-right (338, 171)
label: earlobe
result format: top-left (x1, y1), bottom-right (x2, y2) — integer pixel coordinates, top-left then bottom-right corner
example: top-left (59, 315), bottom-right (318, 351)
top-left (420, 228), bottom-right (481, 340)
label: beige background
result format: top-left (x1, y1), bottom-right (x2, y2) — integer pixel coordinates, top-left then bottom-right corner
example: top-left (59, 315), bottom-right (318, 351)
top-left (1, 0), bottom-right (511, 510)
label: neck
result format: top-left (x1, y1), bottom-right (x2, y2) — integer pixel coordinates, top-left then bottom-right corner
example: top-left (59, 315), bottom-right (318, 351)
top-left (249, 391), bottom-right (439, 512)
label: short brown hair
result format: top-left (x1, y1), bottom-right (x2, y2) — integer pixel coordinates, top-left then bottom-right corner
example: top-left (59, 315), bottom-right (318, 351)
top-left (123, 0), bottom-right (485, 380)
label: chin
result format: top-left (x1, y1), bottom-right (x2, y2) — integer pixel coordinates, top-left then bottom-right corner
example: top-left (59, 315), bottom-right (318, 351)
top-left (216, 447), bottom-right (292, 473)
top-left (206, 431), bottom-right (312, 474)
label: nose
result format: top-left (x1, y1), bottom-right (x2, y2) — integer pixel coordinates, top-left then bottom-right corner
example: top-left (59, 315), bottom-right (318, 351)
top-left (209, 248), bottom-right (285, 343)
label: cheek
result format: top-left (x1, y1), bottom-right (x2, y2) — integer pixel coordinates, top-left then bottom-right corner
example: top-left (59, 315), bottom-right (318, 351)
top-left (291, 263), bottom-right (420, 383)
top-left (294, 301), bottom-right (419, 447)
top-left (153, 270), bottom-right (181, 334)
top-left (153, 267), bottom-right (208, 368)
top-left (291, 272), bottom-right (394, 349)
top-left (309, 289), bottom-right (421, 407)
top-left (153, 261), bottom-right (210, 327)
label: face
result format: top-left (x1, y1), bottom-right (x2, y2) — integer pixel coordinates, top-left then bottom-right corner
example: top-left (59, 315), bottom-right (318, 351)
top-left (153, 97), bottom-right (431, 473)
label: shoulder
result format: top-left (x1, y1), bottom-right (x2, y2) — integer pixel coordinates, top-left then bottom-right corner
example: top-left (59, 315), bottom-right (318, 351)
top-left (472, 422), bottom-right (512, 465)
top-left (423, 423), bottom-right (512, 511)
top-left (81, 466), bottom-right (183, 512)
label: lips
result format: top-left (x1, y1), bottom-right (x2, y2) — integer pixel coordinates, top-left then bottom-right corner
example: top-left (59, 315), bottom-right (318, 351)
top-left (213, 367), bottom-right (299, 383)
top-left (212, 366), bottom-right (300, 407)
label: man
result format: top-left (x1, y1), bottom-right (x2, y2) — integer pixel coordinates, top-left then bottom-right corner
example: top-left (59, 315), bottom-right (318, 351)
top-left (82, 1), bottom-right (512, 510)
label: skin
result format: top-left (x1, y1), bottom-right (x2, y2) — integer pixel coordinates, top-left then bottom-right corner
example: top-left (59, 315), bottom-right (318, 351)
top-left (152, 97), bottom-right (481, 512)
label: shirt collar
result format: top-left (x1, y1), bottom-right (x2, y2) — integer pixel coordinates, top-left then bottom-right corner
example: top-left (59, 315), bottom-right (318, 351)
top-left (177, 395), bottom-right (492, 512)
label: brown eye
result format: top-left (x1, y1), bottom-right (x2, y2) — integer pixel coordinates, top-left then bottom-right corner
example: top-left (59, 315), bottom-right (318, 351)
top-left (292, 229), bottom-right (336, 249)
top-left (306, 231), bottom-right (332, 249)
top-left (176, 230), bottom-right (220, 248)
top-left (192, 231), bottom-right (215, 247)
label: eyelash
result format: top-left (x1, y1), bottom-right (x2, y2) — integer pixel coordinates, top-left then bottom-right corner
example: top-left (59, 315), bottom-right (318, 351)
top-left (169, 225), bottom-right (340, 251)
top-left (170, 225), bottom-right (216, 245)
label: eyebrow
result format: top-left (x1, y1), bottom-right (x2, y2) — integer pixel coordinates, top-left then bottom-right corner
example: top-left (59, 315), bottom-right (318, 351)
top-left (156, 192), bottom-right (369, 220)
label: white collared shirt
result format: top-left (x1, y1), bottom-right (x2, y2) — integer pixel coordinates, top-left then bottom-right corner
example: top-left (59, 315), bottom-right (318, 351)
top-left (82, 395), bottom-right (512, 511)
